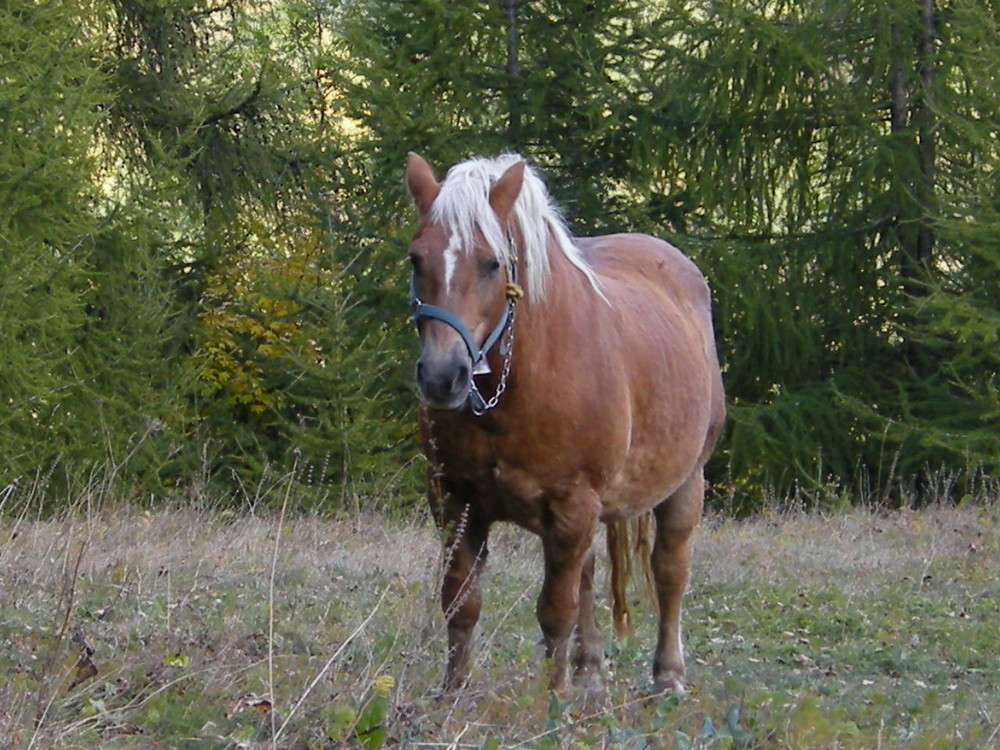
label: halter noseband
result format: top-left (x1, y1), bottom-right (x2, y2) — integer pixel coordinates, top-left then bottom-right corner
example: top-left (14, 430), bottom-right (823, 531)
top-left (409, 239), bottom-right (522, 415)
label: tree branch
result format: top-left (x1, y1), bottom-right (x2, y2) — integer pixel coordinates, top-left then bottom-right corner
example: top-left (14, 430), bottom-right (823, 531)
top-left (201, 69), bottom-right (265, 128)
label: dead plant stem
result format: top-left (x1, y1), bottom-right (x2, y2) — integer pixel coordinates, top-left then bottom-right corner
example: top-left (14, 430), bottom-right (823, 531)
top-left (268, 459), bottom-right (297, 748)
top-left (27, 522), bottom-right (90, 749)
top-left (275, 583), bottom-right (393, 742)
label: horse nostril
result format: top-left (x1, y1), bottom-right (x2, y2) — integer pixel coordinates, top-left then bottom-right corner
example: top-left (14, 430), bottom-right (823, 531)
top-left (444, 364), bottom-right (470, 396)
top-left (416, 350), bottom-right (471, 408)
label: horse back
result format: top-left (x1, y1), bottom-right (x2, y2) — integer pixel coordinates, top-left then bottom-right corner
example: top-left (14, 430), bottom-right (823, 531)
top-left (580, 234), bottom-right (712, 326)
top-left (574, 233), bottom-right (725, 510)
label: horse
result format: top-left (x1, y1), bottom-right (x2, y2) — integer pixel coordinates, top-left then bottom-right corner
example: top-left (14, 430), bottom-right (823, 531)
top-left (404, 152), bottom-right (725, 694)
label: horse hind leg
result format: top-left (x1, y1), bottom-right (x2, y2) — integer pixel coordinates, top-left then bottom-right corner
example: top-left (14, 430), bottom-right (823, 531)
top-left (651, 472), bottom-right (704, 694)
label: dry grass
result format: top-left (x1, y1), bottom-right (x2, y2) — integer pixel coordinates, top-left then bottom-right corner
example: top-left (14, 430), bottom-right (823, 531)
top-left (1, 495), bottom-right (998, 748)
top-left (696, 503), bottom-right (993, 594)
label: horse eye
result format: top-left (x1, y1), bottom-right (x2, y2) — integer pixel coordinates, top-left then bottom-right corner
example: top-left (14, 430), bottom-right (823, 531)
top-left (409, 254), bottom-right (423, 274)
top-left (482, 258), bottom-right (501, 278)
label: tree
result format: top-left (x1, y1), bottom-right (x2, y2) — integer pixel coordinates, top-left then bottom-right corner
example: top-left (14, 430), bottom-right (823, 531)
top-left (4, 0), bottom-right (996, 511)
top-left (1, 0), bottom-right (420, 506)
top-left (1, 0), bottom-right (110, 481)
top-left (625, 0), bottom-right (1000, 502)
top-left (332, 0), bottom-right (1000, 507)
top-left (101, 0), bottom-right (419, 502)
top-left (903, 0), bottom-right (1000, 484)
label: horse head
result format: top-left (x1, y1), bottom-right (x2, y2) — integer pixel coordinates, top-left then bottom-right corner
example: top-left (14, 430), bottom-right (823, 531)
top-left (405, 152), bottom-right (525, 412)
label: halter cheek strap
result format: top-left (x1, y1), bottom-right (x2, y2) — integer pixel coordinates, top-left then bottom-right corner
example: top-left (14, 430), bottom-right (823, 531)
top-left (409, 253), bottom-right (521, 414)
top-left (408, 283), bottom-right (512, 371)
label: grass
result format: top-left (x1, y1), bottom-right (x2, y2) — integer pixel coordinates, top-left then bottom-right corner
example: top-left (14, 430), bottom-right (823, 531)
top-left (1, 489), bottom-right (998, 749)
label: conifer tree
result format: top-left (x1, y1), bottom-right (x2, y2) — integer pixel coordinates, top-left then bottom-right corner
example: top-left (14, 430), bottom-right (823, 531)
top-left (625, 0), bottom-right (1000, 500)
top-left (5, 0), bottom-right (996, 509)
top-left (334, 0), bottom-right (1000, 506)
top-left (0, 0), bottom-right (404, 502)
top-left (99, 0), bottom-right (417, 499)
top-left (1, 1), bottom-right (108, 480)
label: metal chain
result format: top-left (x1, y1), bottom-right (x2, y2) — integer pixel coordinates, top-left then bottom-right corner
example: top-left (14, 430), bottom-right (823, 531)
top-left (470, 303), bottom-right (516, 415)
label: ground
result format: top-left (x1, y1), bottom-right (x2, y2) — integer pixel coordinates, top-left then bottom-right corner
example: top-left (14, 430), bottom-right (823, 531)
top-left (1, 497), bottom-right (998, 749)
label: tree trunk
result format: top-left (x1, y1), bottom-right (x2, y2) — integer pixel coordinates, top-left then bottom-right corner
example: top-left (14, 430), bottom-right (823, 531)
top-left (915, 0), bottom-right (936, 278)
top-left (504, 0), bottom-right (523, 148)
top-left (891, 0), bottom-right (936, 300)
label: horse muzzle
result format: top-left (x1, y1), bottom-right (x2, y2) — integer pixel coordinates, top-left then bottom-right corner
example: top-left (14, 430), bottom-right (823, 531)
top-left (416, 343), bottom-right (473, 411)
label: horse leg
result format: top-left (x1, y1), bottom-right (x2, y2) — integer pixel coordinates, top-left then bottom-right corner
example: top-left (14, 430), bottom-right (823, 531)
top-left (651, 472), bottom-right (704, 694)
top-left (572, 548), bottom-right (604, 692)
top-left (439, 504), bottom-right (490, 691)
top-left (537, 496), bottom-right (599, 693)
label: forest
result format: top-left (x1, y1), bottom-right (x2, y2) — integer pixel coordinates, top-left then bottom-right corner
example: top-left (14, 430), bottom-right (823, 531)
top-left (3, 0), bottom-right (998, 513)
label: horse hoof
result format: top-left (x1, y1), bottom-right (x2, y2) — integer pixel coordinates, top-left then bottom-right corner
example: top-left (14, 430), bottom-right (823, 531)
top-left (572, 671), bottom-right (606, 698)
top-left (652, 674), bottom-right (687, 696)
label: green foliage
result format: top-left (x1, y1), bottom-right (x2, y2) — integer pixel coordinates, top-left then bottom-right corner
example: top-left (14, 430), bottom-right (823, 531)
top-left (673, 704), bottom-right (753, 749)
top-left (0, 0), bottom-right (183, 489)
top-left (0, 1), bottom-right (94, 475)
top-left (1, 0), bottom-right (421, 507)
top-left (332, 0), bottom-right (1000, 508)
top-left (353, 675), bottom-right (395, 749)
top-left (2, 0), bottom-right (998, 510)
top-left (98, 0), bottom-right (422, 505)
top-left (193, 213), bottom-right (419, 507)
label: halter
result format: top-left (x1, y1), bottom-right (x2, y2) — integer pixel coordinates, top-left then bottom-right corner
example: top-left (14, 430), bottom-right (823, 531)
top-left (409, 237), bottom-right (523, 415)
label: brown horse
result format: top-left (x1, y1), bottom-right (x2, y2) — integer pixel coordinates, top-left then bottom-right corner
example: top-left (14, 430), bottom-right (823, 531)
top-left (405, 152), bottom-right (725, 694)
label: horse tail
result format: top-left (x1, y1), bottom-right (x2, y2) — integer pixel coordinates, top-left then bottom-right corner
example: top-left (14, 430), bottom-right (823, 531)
top-left (606, 513), bottom-right (655, 638)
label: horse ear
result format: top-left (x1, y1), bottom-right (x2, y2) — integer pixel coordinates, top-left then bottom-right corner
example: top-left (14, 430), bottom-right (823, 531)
top-left (406, 152), bottom-right (440, 215)
top-left (489, 161), bottom-right (525, 222)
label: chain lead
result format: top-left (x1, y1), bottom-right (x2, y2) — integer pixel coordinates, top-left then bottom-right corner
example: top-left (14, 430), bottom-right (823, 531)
top-left (470, 249), bottom-right (519, 416)
top-left (470, 304), bottom-right (516, 416)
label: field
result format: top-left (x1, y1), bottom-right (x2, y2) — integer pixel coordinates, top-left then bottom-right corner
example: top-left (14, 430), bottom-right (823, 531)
top-left (2, 492), bottom-right (998, 749)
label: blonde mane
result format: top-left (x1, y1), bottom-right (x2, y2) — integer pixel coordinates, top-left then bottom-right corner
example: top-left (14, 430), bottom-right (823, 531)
top-left (430, 154), bottom-right (601, 302)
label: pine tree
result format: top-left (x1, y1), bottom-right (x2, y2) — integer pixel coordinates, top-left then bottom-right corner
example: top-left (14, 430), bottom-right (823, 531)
top-left (1, 0), bottom-right (107, 481)
top-left (99, 0), bottom-right (419, 501)
top-left (623, 0), bottom-right (1000, 501)
top-left (332, 0), bottom-right (1000, 506)
top-left (8, 0), bottom-right (993, 509)
top-left (903, 1), bottom-right (1000, 483)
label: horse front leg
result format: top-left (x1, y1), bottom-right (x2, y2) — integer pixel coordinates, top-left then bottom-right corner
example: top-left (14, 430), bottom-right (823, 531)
top-left (537, 494), bottom-right (599, 693)
top-left (437, 502), bottom-right (491, 691)
top-left (651, 472), bottom-right (704, 694)
top-left (572, 549), bottom-right (604, 693)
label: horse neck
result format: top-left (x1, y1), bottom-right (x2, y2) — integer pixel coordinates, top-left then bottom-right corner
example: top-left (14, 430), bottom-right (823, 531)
top-left (516, 233), bottom-right (595, 353)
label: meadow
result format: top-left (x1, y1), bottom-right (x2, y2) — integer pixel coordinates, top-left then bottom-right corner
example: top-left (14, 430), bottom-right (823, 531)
top-left (1, 485), bottom-right (998, 749)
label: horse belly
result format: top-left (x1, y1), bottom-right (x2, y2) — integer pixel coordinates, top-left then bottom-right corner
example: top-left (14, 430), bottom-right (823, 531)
top-left (598, 435), bottom-right (705, 522)
top-left (597, 331), bottom-right (716, 521)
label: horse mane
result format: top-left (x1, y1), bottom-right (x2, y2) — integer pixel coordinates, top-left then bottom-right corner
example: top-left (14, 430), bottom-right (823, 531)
top-left (431, 154), bottom-right (601, 302)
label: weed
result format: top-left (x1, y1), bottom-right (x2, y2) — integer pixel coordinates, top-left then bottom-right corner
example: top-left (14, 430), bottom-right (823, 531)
top-left (1, 488), bottom-right (998, 748)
